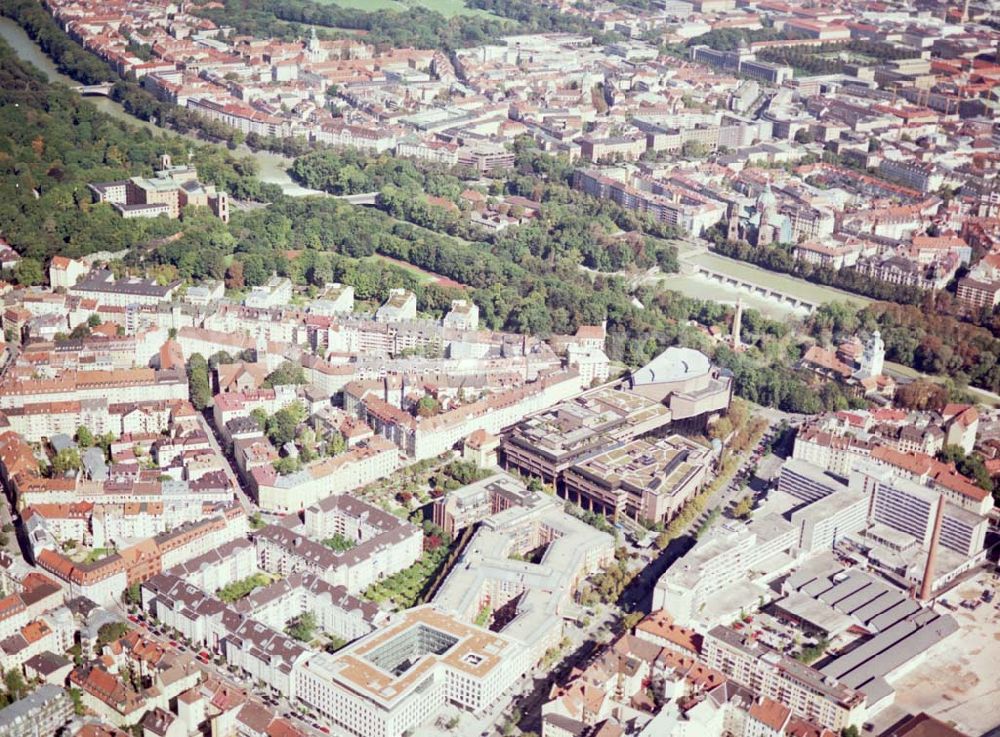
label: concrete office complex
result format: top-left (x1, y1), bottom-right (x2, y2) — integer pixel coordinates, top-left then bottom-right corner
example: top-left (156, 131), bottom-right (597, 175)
top-left (654, 461), bottom-right (867, 626)
top-left (432, 473), bottom-right (528, 536)
top-left (851, 464), bottom-right (988, 559)
top-left (500, 386), bottom-right (672, 485)
top-left (295, 606), bottom-right (531, 737)
top-left (561, 434), bottom-right (711, 524)
top-left (431, 473), bottom-right (614, 661)
top-left (841, 464), bottom-right (990, 594)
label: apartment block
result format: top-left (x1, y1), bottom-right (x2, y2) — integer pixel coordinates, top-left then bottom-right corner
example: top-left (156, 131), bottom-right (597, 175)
top-left (0, 684), bottom-right (73, 737)
top-left (251, 437), bottom-right (399, 513)
top-left (258, 495), bottom-right (423, 595)
top-left (703, 626), bottom-right (867, 733)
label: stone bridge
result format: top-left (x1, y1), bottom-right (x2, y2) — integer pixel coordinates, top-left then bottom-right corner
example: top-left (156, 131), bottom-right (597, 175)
top-left (335, 192), bottom-right (379, 205)
top-left (72, 82), bottom-right (115, 96)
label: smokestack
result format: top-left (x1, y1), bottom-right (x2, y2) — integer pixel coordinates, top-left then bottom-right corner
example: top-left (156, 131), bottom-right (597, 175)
top-left (919, 495), bottom-right (945, 601)
top-left (732, 299), bottom-right (743, 351)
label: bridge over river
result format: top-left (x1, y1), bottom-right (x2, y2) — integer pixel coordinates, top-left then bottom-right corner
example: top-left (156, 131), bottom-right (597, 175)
top-left (72, 82), bottom-right (114, 96)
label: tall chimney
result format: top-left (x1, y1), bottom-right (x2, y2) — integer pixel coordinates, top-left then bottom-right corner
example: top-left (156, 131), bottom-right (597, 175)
top-left (919, 495), bottom-right (945, 601)
top-left (732, 299), bottom-right (743, 351)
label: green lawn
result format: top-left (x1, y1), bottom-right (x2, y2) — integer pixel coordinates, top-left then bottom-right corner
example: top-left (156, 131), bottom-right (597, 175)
top-left (82, 548), bottom-right (110, 564)
top-left (312, 0), bottom-right (498, 18)
top-left (367, 254), bottom-right (433, 284)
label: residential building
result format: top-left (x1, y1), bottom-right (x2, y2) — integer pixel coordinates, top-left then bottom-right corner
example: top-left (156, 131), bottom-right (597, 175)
top-left (702, 626), bottom-right (867, 733)
top-left (0, 684), bottom-right (73, 737)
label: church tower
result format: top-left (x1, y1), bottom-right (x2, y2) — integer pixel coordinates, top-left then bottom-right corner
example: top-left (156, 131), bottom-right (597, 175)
top-left (755, 184), bottom-right (779, 246)
top-left (726, 202), bottom-right (740, 242)
top-left (857, 330), bottom-right (885, 379)
top-left (307, 27), bottom-right (323, 63)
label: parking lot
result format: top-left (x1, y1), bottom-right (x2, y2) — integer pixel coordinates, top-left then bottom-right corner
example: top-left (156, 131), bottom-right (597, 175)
top-left (876, 570), bottom-right (1000, 736)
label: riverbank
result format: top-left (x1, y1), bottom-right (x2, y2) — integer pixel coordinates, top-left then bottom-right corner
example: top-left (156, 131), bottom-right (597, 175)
top-left (884, 360), bottom-right (1000, 408)
top-left (0, 16), bottom-right (321, 197)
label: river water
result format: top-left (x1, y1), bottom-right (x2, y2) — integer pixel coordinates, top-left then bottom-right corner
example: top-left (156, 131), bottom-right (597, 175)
top-left (0, 16), bottom-right (321, 195)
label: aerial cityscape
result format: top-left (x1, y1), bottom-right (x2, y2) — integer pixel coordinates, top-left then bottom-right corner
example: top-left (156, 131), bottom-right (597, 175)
top-left (0, 0), bottom-right (998, 736)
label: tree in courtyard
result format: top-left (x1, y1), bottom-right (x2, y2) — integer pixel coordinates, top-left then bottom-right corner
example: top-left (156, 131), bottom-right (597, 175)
top-left (123, 583), bottom-right (141, 606)
top-left (273, 456), bottom-right (300, 475)
top-left (187, 353), bottom-right (212, 410)
top-left (286, 612), bottom-right (317, 642)
top-left (266, 402), bottom-right (307, 446)
top-left (96, 622), bottom-right (128, 648)
top-left (733, 496), bottom-right (754, 520)
top-left (326, 431), bottom-right (346, 456)
top-left (76, 426), bottom-right (94, 448)
top-left (415, 395), bottom-right (441, 418)
top-left (15, 258), bottom-right (44, 287)
top-left (225, 259), bottom-right (245, 289)
top-left (4, 669), bottom-right (26, 701)
top-left (262, 361), bottom-right (306, 388)
top-left (622, 611), bottom-right (644, 631)
top-left (51, 448), bottom-right (81, 475)
top-left (250, 408), bottom-right (268, 431)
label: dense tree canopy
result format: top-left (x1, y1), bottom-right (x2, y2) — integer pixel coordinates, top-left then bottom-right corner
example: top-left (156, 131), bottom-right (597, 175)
top-left (192, 0), bottom-right (615, 51)
top-left (0, 31), bottom-right (276, 269)
top-left (3, 12), bottom-right (992, 415)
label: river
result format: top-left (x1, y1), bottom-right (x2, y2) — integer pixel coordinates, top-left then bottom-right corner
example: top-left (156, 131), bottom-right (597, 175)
top-left (0, 16), bottom-right (321, 196)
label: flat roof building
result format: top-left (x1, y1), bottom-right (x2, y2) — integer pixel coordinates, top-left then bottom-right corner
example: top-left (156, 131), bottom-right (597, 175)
top-left (295, 606), bottom-right (530, 737)
top-left (501, 386), bottom-right (672, 485)
top-left (562, 434), bottom-right (711, 524)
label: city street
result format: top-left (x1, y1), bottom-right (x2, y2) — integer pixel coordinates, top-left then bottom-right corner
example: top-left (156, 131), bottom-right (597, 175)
top-left (621, 410), bottom-right (794, 613)
top-left (196, 410), bottom-right (256, 516)
top-left (116, 599), bottom-right (344, 737)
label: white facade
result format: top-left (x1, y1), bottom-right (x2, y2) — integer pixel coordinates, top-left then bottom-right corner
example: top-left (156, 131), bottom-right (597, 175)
top-left (256, 439), bottom-right (399, 513)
